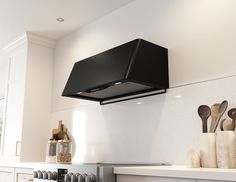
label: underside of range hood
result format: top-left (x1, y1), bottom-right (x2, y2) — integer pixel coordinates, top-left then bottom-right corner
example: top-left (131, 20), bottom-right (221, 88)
top-left (62, 39), bottom-right (169, 105)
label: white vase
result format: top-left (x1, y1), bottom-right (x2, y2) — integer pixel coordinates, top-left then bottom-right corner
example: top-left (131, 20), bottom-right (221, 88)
top-left (199, 133), bottom-right (217, 168)
top-left (216, 131), bottom-right (236, 168)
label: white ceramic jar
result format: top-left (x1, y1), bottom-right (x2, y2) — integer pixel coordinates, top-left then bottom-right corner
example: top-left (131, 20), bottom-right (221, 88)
top-left (199, 133), bottom-right (217, 168)
top-left (216, 131), bottom-right (236, 168)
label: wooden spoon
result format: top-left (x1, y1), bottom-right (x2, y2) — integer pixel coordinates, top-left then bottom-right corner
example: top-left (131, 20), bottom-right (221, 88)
top-left (220, 119), bottom-right (225, 131)
top-left (212, 100), bottom-right (228, 132)
top-left (228, 108), bottom-right (236, 130)
top-left (198, 105), bottom-right (211, 133)
top-left (220, 119), bottom-right (235, 131)
top-left (209, 103), bottom-right (220, 132)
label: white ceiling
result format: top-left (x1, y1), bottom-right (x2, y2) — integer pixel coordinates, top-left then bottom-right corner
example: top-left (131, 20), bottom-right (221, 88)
top-left (0, 0), bottom-right (134, 48)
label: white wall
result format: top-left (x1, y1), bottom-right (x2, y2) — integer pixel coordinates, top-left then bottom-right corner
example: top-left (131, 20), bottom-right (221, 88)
top-left (51, 0), bottom-right (236, 164)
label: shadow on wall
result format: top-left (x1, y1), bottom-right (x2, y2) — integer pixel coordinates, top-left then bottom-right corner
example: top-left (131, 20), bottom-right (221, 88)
top-left (100, 95), bottom-right (166, 164)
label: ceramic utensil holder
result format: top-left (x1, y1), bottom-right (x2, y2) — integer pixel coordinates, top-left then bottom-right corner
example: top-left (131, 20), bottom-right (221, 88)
top-left (216, 131), bottom-right (236, 168)
top-left (199, 133), bottom-right (217, 168)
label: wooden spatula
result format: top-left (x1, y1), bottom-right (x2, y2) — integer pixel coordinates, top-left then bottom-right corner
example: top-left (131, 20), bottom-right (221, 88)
top-left (210, 100), bottom-right (228, 132)
top-left (209, 103), bottom-right (220, 132)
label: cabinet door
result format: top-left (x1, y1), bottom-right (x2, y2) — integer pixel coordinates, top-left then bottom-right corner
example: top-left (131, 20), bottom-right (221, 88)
top-left (117, 175), bottom-right (196, 182)
top-left (3, 46), bottom-right (27, 157)
top-left (0, 167), bottom-right (14, 182)
top-left (16, 173), bottom-right (33, 182)
top-left (14, 168), bottom-right (33, 182)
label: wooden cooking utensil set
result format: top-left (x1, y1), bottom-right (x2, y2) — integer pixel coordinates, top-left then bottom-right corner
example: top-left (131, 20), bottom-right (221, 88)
top-left (198, 100), bottom-right (236, 133)
top-left (51, 120), bottom-right (69, 140)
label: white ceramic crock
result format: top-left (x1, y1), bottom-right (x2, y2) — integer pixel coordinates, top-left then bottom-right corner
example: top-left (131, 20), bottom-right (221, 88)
top-left (199, 133), bottom-right (217, 168)
top-left (216, 131), bottom-right (236, 168)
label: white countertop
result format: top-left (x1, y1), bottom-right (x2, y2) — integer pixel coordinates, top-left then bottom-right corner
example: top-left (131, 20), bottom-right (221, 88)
top-left (114, 165), bottom-right (236, 181)
top-left (1, 162), bottom-right (236, 181)
top-left (0, 161), bottom-right (36, 168)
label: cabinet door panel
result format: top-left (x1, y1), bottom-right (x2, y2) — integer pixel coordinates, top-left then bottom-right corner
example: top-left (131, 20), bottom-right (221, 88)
top-left (8, 47), bottom-right (27, 84)
top-left (3, 51), bottom-right (27, 157)
top-left (0, 167), bottom-right (14, 182)
top-left (117, 175), bottom-right (196, 182)
top-left (3, 82), bottom-right (24, 156)
top-left (0, 172), bottom-right (14, 182)
top-left (15, 168), bottom-right (33, 182)
top-left (16, 173), bottom-right (33, 182)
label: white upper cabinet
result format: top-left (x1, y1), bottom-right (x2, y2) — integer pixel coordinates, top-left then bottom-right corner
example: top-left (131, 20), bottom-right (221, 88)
top-left (3, 43), bottom-right (27, 158)
top-left (2, 33), bottom-right (55, 162)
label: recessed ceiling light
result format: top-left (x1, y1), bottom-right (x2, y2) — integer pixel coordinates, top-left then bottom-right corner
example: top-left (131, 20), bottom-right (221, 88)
top-left (137, 102), bottom-right (142, 105)
top-left (57, 18), bottom-right (64, 22)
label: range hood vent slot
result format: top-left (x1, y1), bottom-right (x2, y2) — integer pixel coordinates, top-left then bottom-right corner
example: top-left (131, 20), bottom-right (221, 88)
top-left (62, 39), bottom-right (169, 105)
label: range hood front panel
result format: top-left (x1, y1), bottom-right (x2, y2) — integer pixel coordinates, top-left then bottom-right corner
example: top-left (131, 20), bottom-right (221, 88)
top-left (62, 40), bottom-right (137, 96)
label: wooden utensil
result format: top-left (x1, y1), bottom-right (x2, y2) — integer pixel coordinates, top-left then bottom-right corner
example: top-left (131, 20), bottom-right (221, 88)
top-left (228, 108), bottom-right (236, 130)
top-left (220, 119), bottom-right (235, 131)
top-left (51, 120), bottom-right (69, 140)
top-left (198, 105), bottom-right (211, 133)
top-left (212, 100), bottom-right (228, 132)
top-left (57, 124), bottom-right (65, 140)
top-left (220, 119), bottom-right (225, 131)
top-left (209, 103), bottom-right (220, 132)
top-left (53, 120), bottom-right (70, 140)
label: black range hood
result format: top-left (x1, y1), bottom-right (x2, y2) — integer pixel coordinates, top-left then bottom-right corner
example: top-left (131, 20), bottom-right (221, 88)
top-left (62, 39), bottom-right (169, 105)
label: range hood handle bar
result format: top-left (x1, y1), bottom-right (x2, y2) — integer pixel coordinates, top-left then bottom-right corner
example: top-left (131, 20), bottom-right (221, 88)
top-left (100, 89), bottom-right (166, 105)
